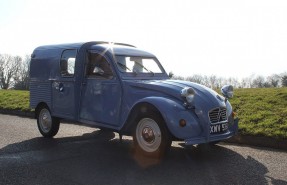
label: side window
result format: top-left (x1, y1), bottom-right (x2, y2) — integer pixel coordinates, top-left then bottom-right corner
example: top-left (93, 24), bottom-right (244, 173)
top-left (60, 49), bottom-right (77, 77)
top-left (86, 52), bottom-right (113, 79)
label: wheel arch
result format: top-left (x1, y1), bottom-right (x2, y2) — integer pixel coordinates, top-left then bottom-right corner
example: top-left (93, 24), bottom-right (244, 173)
top-left (120, 97), bottom-right (181, 138)
top-left (35, 102), bottom-right (50, 118)
top-left (121, 101), bottom-right (165, 135)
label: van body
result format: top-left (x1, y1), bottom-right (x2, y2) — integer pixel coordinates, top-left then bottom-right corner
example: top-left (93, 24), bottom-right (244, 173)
top-left (30, 41), bottom-right (238, 157)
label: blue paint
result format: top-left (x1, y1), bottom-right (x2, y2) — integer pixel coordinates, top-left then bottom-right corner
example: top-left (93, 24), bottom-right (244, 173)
top-left (30, 41), bottom-right (238, 144)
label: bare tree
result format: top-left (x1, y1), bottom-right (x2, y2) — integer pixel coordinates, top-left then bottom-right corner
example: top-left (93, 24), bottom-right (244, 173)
top-left (222, 77), bottom-right (240, 88)
top-left (251, 76), bottom-right (266, 88)
top-left (282, 75), bottom-right (287, 87)
top-left (185, 74), bottom-right (204, 84)
top-left (171, 75), bottom-right (184, 80)
top-left (267, 74), bottom-right (281, 87)
top-left (167, 72), bottom-right (287, 88)
top-left (202, 75), bottom-right (210, 87)
top-left (0, 54), bottom-right (22, 89)
top-left (14, 55), bottom-right (30, 90)
top-left (240, 78), bottom-right (249, 88)
top-left (208, 75), bottom-right (217, 89)
top-left (241, 74), bottom-right (256, 88)
top-left (216, 77), bottom-right (223, 89)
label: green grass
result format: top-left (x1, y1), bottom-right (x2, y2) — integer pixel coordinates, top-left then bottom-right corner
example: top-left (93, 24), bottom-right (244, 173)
top-left (0, 90), bottom-right (30, 112)
top-left (0, 88), bottom-right (287, 139)
top-left (229, 88), bottom-right (287, 139)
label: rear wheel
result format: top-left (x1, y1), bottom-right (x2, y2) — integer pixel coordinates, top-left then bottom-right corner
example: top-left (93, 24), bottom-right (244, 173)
top-left (37, 105), bottom-right (60, 137)
top-left (133, 113), bottom-right (171, 158)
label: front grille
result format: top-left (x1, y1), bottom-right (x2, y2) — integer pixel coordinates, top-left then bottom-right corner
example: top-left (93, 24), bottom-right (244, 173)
top-left (208, 107), bottom-right (227, 124)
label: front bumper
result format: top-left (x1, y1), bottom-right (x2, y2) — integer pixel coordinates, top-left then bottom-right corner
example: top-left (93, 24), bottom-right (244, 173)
top-left (184, 117), bottom-right (239, 145)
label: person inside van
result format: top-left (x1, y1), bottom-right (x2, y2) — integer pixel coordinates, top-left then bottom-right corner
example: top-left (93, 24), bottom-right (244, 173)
top-left (87, 53), bottom-right (113, 79)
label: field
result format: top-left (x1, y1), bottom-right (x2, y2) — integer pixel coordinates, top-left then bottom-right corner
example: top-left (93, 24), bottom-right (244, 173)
top-left (0, 90), bottom-right (30, 112)
top-left (0, 88), bottom-right (287, 139)
top-left (230, 88), bottom-right (287, 139)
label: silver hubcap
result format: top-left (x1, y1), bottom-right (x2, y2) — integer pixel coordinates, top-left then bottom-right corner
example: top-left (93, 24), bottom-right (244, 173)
top-left (136, 118), bottom-right (161, 153)
top-left (39, 108), bottom-right (52, 133)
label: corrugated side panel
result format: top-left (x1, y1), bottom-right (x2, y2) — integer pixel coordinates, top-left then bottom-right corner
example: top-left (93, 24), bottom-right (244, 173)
top-left (30, 80), bottom-right (52, 109)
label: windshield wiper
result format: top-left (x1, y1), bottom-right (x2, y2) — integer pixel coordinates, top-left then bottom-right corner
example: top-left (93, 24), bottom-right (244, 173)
top-left (133, 61), bottom-right (154, 76)
top-left (117, 62), bottom-right (131, 72)
top-left (117, 62), bottom-right (138, 76)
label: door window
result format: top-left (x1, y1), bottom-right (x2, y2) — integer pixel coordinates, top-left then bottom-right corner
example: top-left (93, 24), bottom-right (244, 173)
top-left (86, 53), bottom-right (113, 79)
top-left (60, 50), bottom-right (77, 77)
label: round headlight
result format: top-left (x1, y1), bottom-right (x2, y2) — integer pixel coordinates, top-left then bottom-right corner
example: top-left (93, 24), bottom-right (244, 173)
top-left (181, 87), bottom-right (195, 104)
top-left (221, 85), bottom-right (234, 99)
top-left (186, 94), bottom-right (195, 104)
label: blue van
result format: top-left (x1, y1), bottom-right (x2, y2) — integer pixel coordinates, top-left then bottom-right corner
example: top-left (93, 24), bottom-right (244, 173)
top-left (30, 41), bottom-right (238, 157)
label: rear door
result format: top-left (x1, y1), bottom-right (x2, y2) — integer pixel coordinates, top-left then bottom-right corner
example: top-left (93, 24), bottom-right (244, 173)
top-left (52, 49), bottom-right (77, 119)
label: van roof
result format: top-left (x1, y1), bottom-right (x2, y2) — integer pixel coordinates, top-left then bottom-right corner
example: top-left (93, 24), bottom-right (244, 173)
top-left (33, 41), bottom-right (135, 51)
top-left (32, 41), bottom-right (155, 58)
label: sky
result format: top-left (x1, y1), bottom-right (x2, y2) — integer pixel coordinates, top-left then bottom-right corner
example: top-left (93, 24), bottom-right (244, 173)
top-left (0, 0), bottom-right (287, 79)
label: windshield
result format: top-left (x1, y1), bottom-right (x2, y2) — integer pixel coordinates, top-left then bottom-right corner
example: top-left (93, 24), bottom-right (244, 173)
top-left (115, 56), bottom-right (164, 74)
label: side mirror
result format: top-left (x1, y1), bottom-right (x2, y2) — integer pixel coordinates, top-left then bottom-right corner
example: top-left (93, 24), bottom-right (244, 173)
top-left (168, 72), bottom-right (174, 78)
top-left (93, 67), bottom-right (104, 75)
top-left (221, 85), bottom-right (234, 99)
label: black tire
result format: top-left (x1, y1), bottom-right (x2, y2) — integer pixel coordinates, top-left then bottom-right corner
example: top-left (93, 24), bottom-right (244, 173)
top-left (36, 105), bottom-right (60, 138)
top-left (133, 113), bottom-right (172, 158)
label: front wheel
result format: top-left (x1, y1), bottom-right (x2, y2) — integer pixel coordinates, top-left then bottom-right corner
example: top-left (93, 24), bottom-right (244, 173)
top-left (37, 105), bottom-right (60, 137)
top-left (133, 113), bottom-right (171, 158)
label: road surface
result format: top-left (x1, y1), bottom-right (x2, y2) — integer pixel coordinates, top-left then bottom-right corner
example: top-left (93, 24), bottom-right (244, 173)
top-left (0, 114), bottom-right (286, 185)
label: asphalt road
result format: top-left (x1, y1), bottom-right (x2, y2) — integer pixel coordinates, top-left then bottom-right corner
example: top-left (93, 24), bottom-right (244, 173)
top-left (0, 114), bottom-right (286, 185)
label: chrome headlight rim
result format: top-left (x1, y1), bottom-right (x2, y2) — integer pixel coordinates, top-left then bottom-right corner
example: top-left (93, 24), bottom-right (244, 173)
top-left (181, 87), bottom-right (195, 104)
top-left (221, 85), bottom-right (234, 99)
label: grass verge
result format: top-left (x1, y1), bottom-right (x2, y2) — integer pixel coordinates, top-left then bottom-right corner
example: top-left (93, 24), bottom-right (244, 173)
top-left (0, 88), bottom-right (287, 139)
top-left (229, 88), bottom-right (287, 139)
top-left (0, 90), bottom-right (30, 112)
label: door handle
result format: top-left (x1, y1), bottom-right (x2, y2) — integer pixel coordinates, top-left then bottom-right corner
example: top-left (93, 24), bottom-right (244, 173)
top-left (59, 83), bottom-right (64, 92)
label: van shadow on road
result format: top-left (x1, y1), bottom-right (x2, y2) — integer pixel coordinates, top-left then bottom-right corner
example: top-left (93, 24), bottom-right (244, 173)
top-left (0, 130), bottom-right (286, 185)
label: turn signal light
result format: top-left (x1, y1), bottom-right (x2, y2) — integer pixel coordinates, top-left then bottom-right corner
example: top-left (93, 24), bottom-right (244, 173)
top-left (179, 119), bottom-right (187, 127)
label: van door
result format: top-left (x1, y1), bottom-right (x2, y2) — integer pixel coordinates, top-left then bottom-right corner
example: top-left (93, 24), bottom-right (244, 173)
top-left (52, 49), bottom-right (77, 119)
top-left (79, 51), bottom-right (122, 126)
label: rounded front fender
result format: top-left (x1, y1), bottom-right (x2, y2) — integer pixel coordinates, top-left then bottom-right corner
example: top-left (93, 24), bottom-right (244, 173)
top-left (135, 97), bottom-right (203, 139)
